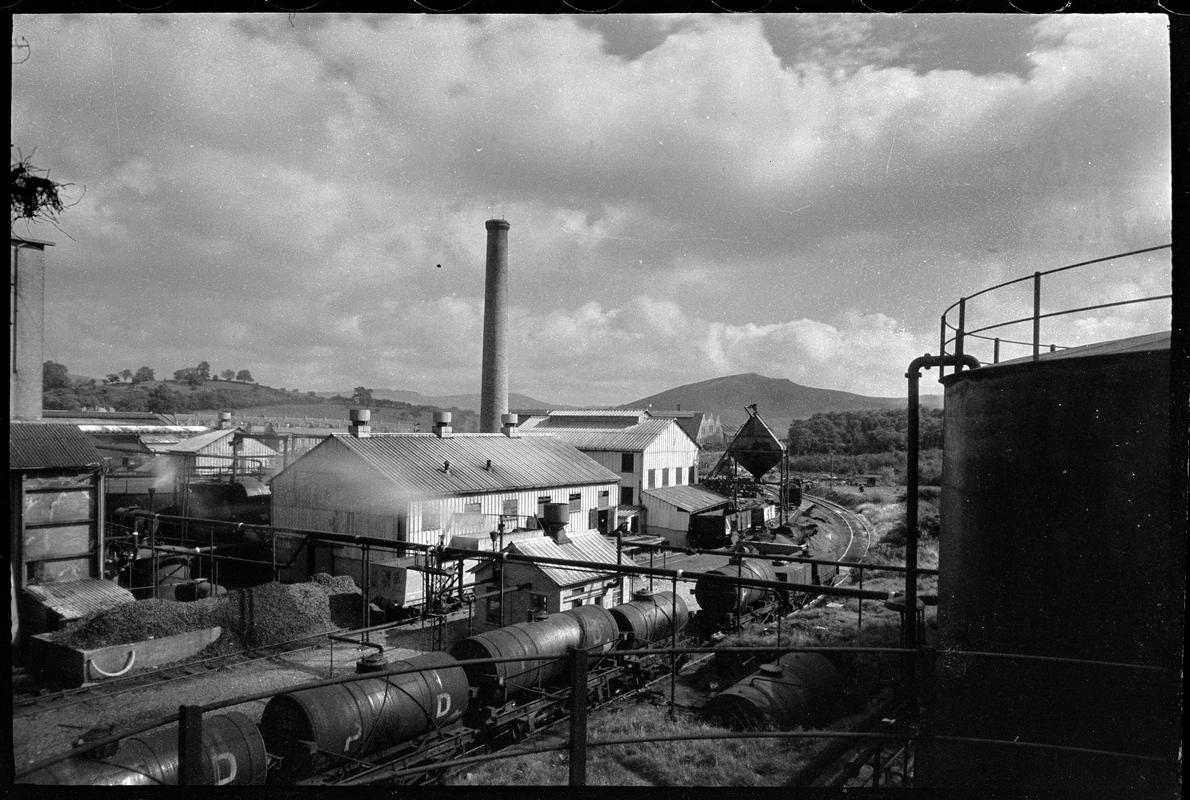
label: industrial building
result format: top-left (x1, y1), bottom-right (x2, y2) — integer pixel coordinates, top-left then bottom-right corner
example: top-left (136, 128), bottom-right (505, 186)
top-left (269, 411), bottom-right (622, 607)
top-left (471, 503), bottom-right (631, 625)
top-left (516, 409), bottom-right (700, 535)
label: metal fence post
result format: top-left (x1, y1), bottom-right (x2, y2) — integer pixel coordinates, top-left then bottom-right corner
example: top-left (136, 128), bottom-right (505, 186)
top-left (938, 317), bottom-right (946, 376)
top-left (955, 297), bottom-right (966, 369)
top-left (1033, 271), bottom-right (1042, 361)
top-left (568, 646), bottom-right (588, 786)
top-left (670, 571), bottom-right (682, 720)
top-left (178, 705), bottom-right (204, 785)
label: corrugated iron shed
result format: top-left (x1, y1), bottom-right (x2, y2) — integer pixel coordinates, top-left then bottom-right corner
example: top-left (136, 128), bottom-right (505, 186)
top-left (10, 423), bottom-right (105, 470)
top-left (165, 428), bottom-right (236, 453)
top-left (643, 484), bottom-right (728, 514)
top-left (290, 433), bottom-right (621, 497)
top-left (510, 532), bottom-right (621, 587)
top-left (518, 416), bottom-right (681, 451)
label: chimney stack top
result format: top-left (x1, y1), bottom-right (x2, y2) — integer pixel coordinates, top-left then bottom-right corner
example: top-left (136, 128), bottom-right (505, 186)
top-left (485, 219), bottom-right (510, 231)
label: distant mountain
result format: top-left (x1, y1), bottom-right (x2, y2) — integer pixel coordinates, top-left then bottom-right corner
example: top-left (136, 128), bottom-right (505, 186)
top-left (621, 373), bottom-right (943, 434)
top-left (325, 388), bottom-right (556, 413)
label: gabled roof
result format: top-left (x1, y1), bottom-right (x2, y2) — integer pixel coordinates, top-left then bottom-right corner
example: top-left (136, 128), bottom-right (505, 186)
top-left (643, 484), bottom-right (729, 514)
top-left (165, 428), bottom-right (236, 453)
top-left (283, 433), bottom-right (621, 497)
top-left (518, 415), bottom-right (690, 452)
top-left (10, 422), bottom-right (105, 470)
top-left (508, 532), bottom-right (622, 586)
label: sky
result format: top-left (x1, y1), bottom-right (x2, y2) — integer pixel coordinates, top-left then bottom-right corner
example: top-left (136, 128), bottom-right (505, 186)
top-left (10, 13), bottom-right (1173, 406)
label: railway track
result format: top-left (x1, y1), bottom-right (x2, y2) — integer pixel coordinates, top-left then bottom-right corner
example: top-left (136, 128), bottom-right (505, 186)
top-left (805, 494), bottom-right (874, 570)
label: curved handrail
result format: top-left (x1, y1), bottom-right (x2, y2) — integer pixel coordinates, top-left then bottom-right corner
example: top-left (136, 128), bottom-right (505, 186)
top-left (940, 244), bottom-right (1171, 371)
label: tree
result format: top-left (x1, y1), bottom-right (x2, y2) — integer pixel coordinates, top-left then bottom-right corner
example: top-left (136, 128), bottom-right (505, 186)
top-left (352, 386), bottom-right (373, 406)
top-left (43, 360), bottom-right (70, 390)
top-left (221, 369), bottom-right (235, 381)
top-left (196, 361), bottom-right (210, 380)
top-left (235, 370), bottom-right (253, 383)
top-left (105, 373), bottom-right (122, 385)
top-left (120, 369), bottom-right (133, 383)
top-left (146, 384), bottom-right (182, 414)
top-left (132, 366), bottom-right (155, 384)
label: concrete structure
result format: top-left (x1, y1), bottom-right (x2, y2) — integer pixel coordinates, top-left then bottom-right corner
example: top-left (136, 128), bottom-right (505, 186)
top-left (472, 531), bottom-right (631, 625)
top-left (10, 236), bottom-right (53, 421)
top-left (479, 219), bottom-right (510, 433)
top-left (517, 409), bottom-right (700, 535)
top-left (269, 424), bottom-right (621, 607)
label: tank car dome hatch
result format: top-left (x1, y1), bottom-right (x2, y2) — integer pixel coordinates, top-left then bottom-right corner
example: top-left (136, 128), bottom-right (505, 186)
top-left (918, 332), bottom-right (1180, 796)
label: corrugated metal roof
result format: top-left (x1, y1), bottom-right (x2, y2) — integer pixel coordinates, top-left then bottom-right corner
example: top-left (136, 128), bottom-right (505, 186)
top-left (518, 416), bottom-right (678, 451)
top-left (511, 532), bottom-right (622, 586)
top-left (548, 409), bottom-right (647, 418)
top-left (23, 579), bottom-right (135, 622)
top-left (10, 423), bottom-right (105, 470)
top-left (643, 484), bottom-right (729, 513)
top-left (78, 425), bottom-right (208, 435)
top-left (45, 410), bottom-right (167, 423)
top-left (303, 433), bottom-right (621, 497)
top-left (166, 428), bottom-right (235, 453)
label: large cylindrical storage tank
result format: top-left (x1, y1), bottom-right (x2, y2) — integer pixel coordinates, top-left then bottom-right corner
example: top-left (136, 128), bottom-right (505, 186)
top-left (919, 334), bottom-right (1180, 796)
top-left (693, 558), bottom-right (777, 619)
top-left (700, 653), bottom-right (841, 730)
top-left (609, 591), bottom-right (689, 649)
top-left (259, 652), bottom-right (469, 782)
top-left (20, 712), bottom-right (266, 785)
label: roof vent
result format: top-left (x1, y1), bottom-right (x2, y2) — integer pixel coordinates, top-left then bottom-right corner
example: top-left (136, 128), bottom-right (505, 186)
top-left (541, 502), bottom-right (571, 545)
top-left (434, 411), bottom-right (453, 438)
top-left (442, 460), bottom-right (451, 474)
top-left (485, 459), bottom-right (492, 471)
top-left (349, 408), bottom-right (372, 438)
top-left (501, 413), bottom-right (519, 437)
top-left (217, 411), bottom-right (232, 430)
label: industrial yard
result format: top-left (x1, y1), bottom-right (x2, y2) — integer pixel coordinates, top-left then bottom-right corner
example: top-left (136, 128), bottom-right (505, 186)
top-left (9, 13), bottom-right (1181, 796)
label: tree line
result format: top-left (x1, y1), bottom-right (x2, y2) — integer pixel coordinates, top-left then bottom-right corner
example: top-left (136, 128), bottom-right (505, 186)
top-left (786, 408), bottom-right (943, 456)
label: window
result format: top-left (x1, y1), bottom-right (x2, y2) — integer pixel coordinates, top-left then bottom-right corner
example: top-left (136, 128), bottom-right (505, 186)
top-left (568, 492), bottom-right (581, 512)
top-left (422, 503), bottom-right (439, 530)
top-left (620, 486), bottom-right (633, 505)
top-left (688, 466), bottom-right (696, 485)
top-left (570, 598), bottom-right (584, 609)
top-left (621, 453), bottom-right (634, 473)
top-left (662, 469), bottom-right (670, 487)
top-left (463, 501), bottom-right (481, 513)
top-left (502, 498), bottom-right (518, 517)
top-left (648, 468), bottom-right (656, 489)
top-left (598, 490), bottom-right (609, 509)
top-left (487, 594), bottom-right (503, 624)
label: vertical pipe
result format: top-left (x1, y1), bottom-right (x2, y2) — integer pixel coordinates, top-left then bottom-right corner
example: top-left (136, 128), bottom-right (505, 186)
top-left (10, 240), bottom-right (49, 421)
top-left (499, 553), bottom-right (506, 628)
top-left (670, 572), bottom-right (680, 719)
top-left (178, 705), bottom-right (204, 785)
top-left (857, 565), bottom-right (864, 635)
top-left (362, 544), bottom-right (370, 642)
top-left (480, 219), bottom-right (510, 433)
top-left (994, 337), bottom-right (1001, 364)
top-left (938, 317), bottom-right (946, 378)
top-left (1032, 271), bottom-right (1042, 361)
top-left (568, 646), bottom-right (588, 786)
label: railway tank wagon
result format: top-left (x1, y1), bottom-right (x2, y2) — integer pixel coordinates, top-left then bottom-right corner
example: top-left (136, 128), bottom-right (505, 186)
top-left (259, 651), bottom-right (469, 783)
top-left (918, 333), bottom-right (1181, 795)
top-left (700, 652), bottom-right (842, 730)
top-left (609, 590), bottom-right (689, 649)
top-left (693, 555), bottom-right (778, 623)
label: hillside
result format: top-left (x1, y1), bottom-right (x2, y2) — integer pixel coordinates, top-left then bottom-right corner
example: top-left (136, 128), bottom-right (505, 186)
top-left (622, 373), bottom-right (942, 433)
top-left (326, 389), bottom-right (556, 413)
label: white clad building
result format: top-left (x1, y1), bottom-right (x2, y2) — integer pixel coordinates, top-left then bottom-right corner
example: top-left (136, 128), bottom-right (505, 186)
top-left (516, 409), bottom-right (700, 535)
top-left (269, 419), bottom-right (621, 606)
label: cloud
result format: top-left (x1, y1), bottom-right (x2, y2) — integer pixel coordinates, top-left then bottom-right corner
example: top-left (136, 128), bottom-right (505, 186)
top-left (11, 14), bottom-right (1170, 406)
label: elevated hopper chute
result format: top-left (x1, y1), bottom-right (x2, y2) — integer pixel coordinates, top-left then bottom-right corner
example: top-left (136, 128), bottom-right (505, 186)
top-left (711, 405), bottom-right (784, 481)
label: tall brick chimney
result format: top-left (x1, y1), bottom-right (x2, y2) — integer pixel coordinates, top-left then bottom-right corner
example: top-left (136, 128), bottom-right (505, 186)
top-left (480, 219), bottom-right (510, 433)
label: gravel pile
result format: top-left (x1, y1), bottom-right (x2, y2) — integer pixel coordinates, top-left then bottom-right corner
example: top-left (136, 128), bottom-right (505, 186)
top-left (53, 574), bottom-right (363, 652)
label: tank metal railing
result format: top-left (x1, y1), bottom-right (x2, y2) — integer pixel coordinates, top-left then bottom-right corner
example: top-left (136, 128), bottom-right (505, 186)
top-left (938, 244), bottom-right (1171, 375)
